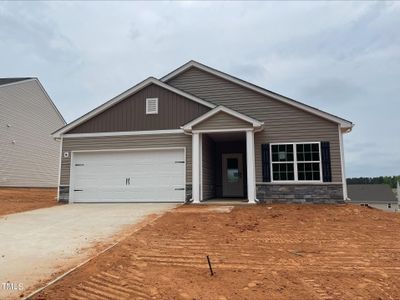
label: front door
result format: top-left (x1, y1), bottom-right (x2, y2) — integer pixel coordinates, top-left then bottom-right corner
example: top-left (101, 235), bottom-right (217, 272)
top-left (222, 153), bottom-right (244, 197)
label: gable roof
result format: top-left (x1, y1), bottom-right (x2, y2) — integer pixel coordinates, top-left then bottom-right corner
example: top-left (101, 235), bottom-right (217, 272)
top-left (52, 77), bottom-right (216, 138)
top-left (0, 77), bottom-right (66, 124)
top-left (348, 184), bottom-right (398, 204)
top-left (161, 60), bottom-right (354, 131)
top-left (0, 77), bottom-right (33, 87)
top-left (182, 105), bottom-right (263, 132)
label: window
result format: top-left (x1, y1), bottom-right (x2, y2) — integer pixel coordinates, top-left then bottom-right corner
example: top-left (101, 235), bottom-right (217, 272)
top-left (271, 142), bottom-right (321, 182)
top-left (388, 203), bottom-right (392, 209)
top-left (146, 98), bottom-right (158, 114)
top-left (227, 158), bottom-right (239, 183)
top-left (271, 144), bottom-right (294, 181)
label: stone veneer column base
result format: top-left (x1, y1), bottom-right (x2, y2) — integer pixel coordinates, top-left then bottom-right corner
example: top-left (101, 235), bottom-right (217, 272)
top-left (58, 186), bottom-right (70, 203)
top-left (256, 183), bottom-right (344, 204)
top-left (185, 184), bottom-right (192, 203)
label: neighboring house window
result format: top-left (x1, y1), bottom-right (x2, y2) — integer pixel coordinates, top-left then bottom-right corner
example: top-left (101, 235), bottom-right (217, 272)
top-left (388, 203), bottom-right (392, 209)
top-left (146, 98), bottom-right (158, 114)
top-left (271, 142), bottom-right (322, 182)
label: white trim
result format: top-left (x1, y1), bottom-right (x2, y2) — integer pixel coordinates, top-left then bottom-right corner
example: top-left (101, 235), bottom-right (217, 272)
top-left (52, 77), bottom-right (215, 138)
top-left (68, 146), bottom-right (186, 203)
top-left (146, 97), bottom-right (158, 114)
top-left (34, 79), bottom-right (66, 124)
top-left (161, 61), bottom-right (353, 129)
top-left (71, 146), bottom-right (186, 153)
top-left (182, 105), bottom-right (263, 132)
top-left (192, 133), bottom-right (200, 203)
top-left (191, 128), bottom-right (254, 134)
top-left (270, 142), bottom-right (323, 183)
top-left (246, 131), bottom-right (256, 203)
top-left (69, 151), bottom-right (75, 204)
top-left (63, 129), bottom-right (184, 138)
top-left (199, 133), bottom-right (203, 201)
top-left (338, 124), bottom-right (348, 201)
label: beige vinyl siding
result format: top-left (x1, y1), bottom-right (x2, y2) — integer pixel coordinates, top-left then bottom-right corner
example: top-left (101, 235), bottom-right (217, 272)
top-left (202, 135), bottom-right (216, 199)
top-left (193, 111), bottom-right (252, 131)
top-left (0, 80), bottom-right (65, 187)
top-left (61, 133), bottom-right (192, 186)
top-left (168, 67), bottom-right (343, 183)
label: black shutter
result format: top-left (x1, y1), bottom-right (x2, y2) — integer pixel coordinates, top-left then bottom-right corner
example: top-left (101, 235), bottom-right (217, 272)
top-left (261, 144), bottom-right (271, 182)
top-left (321, 141), bottom-right (332, 182)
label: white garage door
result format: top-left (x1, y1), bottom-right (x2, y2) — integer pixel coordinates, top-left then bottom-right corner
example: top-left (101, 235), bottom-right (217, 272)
top-left (70, 148), bottom-right (185, 202)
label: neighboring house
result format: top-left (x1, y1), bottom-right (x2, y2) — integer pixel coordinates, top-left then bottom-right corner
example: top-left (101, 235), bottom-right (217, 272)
top-left (0, 78), bottom-right (65, 187)
top-left (348, 184), bottom-right (399, 212)
top-left (52, 61), bottom-right (353, 204)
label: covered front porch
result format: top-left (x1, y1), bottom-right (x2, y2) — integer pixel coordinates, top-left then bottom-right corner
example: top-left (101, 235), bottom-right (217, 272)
top-left (182, 106), bottom-right (264, 204)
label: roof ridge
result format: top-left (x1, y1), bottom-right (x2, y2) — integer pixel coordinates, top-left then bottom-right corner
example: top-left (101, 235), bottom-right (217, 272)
top-left (161, 60), bottom-right (353, 129)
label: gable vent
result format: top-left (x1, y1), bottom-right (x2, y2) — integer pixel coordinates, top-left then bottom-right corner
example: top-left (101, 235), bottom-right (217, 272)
top-left (146, 98), bottom-right (158, 114)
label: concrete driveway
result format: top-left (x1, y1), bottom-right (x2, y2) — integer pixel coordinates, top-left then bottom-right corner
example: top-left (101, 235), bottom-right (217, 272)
top-left (0, 203), bottom-right (176, 299)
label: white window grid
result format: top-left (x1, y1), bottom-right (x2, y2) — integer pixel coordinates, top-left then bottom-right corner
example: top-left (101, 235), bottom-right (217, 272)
top-left (270, 142), bottom-right (323, 183)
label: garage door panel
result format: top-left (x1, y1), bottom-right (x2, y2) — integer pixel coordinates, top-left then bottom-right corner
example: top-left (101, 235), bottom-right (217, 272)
top-left (70, 149), bottom-right (185, 202)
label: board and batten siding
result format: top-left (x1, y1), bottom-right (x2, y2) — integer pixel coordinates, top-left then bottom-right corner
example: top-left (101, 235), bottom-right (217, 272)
top-left (61, 133), bottom-right (192, 186)
top-left (67, 84), bottom-right (209, 134)
top-left (0, 80), bottom-right (65, 187)
top-left (167, 67), bottom-right (343, 183)
top-left (193, 111), bottom-right (252, 131)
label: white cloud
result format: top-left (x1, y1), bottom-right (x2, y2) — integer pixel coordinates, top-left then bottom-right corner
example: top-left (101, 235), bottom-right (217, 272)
top-left (0, 1), bottom-right (399, 177)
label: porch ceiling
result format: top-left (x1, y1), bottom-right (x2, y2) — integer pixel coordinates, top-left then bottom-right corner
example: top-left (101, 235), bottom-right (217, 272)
top-left (206, 131), bottom-right (246, 142)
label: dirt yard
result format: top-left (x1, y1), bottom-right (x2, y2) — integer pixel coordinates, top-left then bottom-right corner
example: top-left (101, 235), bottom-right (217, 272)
top-left (0, 188), bottom-right (58, 216)
top-left (33, 204), bottom-right (400, 300)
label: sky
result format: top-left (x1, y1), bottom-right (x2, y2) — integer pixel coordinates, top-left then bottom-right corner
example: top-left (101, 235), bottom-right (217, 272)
top-left (0, 1), bottom-right (399, 178)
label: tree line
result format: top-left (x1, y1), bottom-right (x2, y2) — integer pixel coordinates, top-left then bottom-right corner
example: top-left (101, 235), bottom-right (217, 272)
top-left (347, 176), bottom-right (400, 189)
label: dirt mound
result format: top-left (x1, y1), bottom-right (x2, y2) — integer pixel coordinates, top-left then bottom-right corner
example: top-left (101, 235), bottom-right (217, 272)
top-left (0, 188), bottom-right (58, 217)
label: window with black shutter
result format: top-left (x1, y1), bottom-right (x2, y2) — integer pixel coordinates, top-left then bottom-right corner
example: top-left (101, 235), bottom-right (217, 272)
top-left (261, 144), bottom-right (271, 182)
top-left (268, 142), bottom-right (323, 182)
top-left (320, 141), bottom-right (332, 182)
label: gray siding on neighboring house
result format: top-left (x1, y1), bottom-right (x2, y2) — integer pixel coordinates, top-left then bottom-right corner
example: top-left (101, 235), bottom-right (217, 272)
top-left (61, 134), bottom-right (192, 188)
top-left (193, 111), bottom-right (252, 131)
top-left (167, 67), bottom-right (343, 183)
top-left (202, 135), bottom-right (216, 199)
top-left (0, 79), bottom-right (65, 187)
top-left (67, 84), bottom-right (209, 134)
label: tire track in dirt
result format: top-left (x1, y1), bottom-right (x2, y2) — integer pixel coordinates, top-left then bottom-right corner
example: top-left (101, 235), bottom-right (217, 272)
top-left (68, 263), bottom-right (153, 300)
top-left (33, 205), bottom-right (400, 299)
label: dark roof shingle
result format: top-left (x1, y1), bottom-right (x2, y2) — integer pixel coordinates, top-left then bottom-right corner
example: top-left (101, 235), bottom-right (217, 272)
top-left (348, 184), bottom-right (397, 204)
top-left (0, 78), bottom-right (33, 86)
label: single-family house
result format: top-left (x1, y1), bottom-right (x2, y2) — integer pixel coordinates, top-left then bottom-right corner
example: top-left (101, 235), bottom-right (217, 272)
top-left (52, 61), bottom-right (353, 203)
top-left (348, 184), bottom-right (398, 212)
top-left (0, 78), bottom-right (65, 187)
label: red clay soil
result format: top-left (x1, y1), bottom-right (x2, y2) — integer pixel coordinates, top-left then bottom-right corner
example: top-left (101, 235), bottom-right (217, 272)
top-left (33, 204), bottom-right (400, 300)
top-left (0, 188), bottom-right (58, 216)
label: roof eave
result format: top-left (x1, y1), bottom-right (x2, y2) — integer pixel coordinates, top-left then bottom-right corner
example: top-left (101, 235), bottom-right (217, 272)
top-left (181, 105), bottom-right (264, 133)
top-left (161, 60), bottom-right (354, 128)
top-left (52, 77), bottom-right (215, 138)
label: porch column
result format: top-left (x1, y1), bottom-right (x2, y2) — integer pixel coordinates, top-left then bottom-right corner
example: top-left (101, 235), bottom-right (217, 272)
top-left (246, 130), bottom-right (256, 203)
top-left (192, 132), bottom-right (201, 203)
